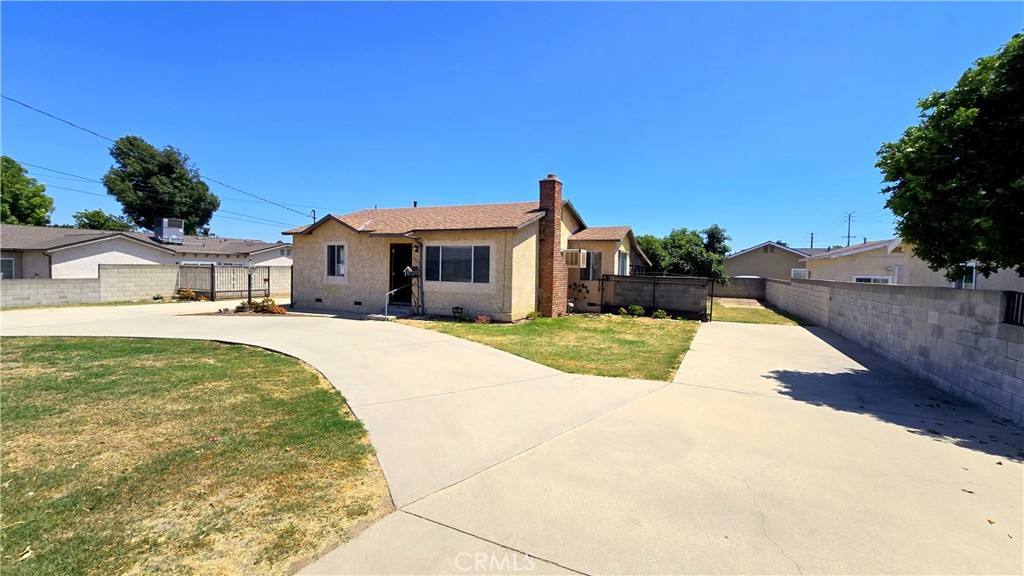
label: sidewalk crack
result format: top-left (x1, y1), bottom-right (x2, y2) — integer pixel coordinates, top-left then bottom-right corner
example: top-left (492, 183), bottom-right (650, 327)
top-left (741, 477), bottom-right (804, 575)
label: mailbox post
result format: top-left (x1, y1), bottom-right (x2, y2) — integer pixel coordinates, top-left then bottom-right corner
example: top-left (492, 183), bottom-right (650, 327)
top-left (246, 259), bottom-right (255, 308)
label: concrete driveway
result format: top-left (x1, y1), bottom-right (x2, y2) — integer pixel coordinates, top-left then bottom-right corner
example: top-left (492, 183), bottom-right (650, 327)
top-left (2, 304), bottom-right (1021, 574)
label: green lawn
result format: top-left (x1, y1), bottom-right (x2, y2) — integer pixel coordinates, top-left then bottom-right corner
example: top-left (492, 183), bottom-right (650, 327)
top-left (710, 298), bottom-right (810, 325)
top-left (0, 337), bottom-right (390, 576)
top-left (401, 314), bottom-right (699, 381)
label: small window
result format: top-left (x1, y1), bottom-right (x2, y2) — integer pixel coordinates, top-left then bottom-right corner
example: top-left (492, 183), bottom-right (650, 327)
top-left (853, 276), bottom-right (890, 284)
top-left (424, 245), bottom-right (490, 283)
top-left (618, 253), bottom-right (628, 276)
top-left (1, 258), bottom-right (14, 280)
top-left (327, 245), bottom-right (346, 277)
top-left (580, 251), bottom-right (602, 281)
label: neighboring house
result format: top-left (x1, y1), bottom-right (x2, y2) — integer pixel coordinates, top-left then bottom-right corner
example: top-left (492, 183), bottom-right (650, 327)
top-left (567, 226), bottom-right (649, 312)
top-left (284, 174), bottom-right (651, 321)
top-left (725, 241), bottom-right (827, 280)
top-left (0, 220), bottom-right (292, 280)
top-left (803, 238), bottom-right (1024, 291)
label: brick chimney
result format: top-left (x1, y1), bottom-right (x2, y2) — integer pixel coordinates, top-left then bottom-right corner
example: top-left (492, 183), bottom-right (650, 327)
top-left (538, 174), bottom-right (567, 317)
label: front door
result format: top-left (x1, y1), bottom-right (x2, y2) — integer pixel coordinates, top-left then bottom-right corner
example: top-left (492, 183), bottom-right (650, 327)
top-left (389, 244), bottom-right (413, 305)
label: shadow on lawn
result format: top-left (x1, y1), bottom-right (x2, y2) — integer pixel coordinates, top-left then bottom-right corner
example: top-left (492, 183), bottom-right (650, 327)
top-left (765, 327), bottom-right (1024, 462)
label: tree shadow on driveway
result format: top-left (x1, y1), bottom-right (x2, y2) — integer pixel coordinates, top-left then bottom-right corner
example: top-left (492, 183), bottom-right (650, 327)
top-left (765, 328), bottom-right (1024, 461)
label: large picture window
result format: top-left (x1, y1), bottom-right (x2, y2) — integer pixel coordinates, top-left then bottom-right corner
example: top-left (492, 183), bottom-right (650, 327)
top-left (327, 245), bottom-right (346, 277)
top-left (425, 245), bottom-right (489, 283)
top-left (580, 251), bottom-right (602, 281)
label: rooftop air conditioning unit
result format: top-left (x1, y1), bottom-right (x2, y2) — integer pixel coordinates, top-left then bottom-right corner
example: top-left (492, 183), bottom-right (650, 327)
top-left (791, 268), bottom-right (810, 279)
top-left (154, 218), bottom-right (186, 245)
top-left (562, 249), bottom-right (587, 268)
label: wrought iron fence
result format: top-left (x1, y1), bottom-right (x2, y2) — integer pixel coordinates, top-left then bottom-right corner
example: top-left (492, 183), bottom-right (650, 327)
top-left (178, 265), bottom-right (271, 301)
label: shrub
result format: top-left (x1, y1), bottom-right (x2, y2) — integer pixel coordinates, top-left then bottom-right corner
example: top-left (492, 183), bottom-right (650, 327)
top-left (652, 309), bottom-right (671, 319)
top-left (525, 310), bottom-right (540, 320)
top-left (618, 307), bottom-right (629, 316)
top-left (473, 314), bottom-right (492, 324)
top-left (626, 304), bottom-right (645, 317)
top-left (246, 297), bottom-right (287, 314)
top-left (177, 288), bottom-right (197, 301)
top-left (152, 294), bottom-right (164, 301)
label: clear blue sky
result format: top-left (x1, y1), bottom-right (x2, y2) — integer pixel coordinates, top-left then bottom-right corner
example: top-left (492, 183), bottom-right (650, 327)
top-left (2, 2), bottom-right (1021, 251)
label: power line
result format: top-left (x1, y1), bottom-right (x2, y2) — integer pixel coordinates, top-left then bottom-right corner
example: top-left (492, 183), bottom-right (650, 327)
top-left (2, 94), bottom-right (313, 218)
top-left (45, 184), bottom-right (298, 229)
top-left (2, 95), bottom-right (116, 142)
top-left (17, 159), bottom-right (299, 226)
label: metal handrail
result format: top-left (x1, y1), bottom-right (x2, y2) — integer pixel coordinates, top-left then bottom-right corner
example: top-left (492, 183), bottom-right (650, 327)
top-left (384, 284), bottom-right (410, 320)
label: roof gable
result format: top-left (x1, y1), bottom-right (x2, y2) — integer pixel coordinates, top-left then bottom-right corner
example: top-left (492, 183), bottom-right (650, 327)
top-left (727, 241), bottom-right (810, 260)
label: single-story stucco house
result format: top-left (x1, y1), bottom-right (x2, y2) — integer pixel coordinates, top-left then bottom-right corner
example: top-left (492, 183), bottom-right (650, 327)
top-left (724, 241), bottom-right (827, 280)
top-left (803, 238), bottom-right (1024, 291)
top-left (283, 174), bottom-right (651, 321)
top-left (0, 220), bottom-right (292, 279)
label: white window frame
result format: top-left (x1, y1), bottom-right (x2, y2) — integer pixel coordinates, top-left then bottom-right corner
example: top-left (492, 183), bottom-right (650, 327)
top-left (424, 245), bottom-right (490, 284)
top-left (852, 275), bottom-right (891, 284)
top-left (618, 252), bottom-right (629, 276)
top-left (326, 244), bottom-right (347, 281)
top-left (580, 251), bottom-right (602, 281)
top-left (791, 268), bottom-right (809, 279)
top-left (893, 265), bottom-right (905, 285)
top-left (1, 258), bottom-right (14, 280)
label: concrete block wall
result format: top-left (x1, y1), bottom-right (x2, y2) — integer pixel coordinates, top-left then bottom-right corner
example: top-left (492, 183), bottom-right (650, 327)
top-left (98, 264), bottom-right (181, 302)
top-left (2, 265), bottom-right (292, 308)
top-left (766, 278), bottom-right (1024, 424)
top-left (1, 278), bottom-right (101, 308)
top-left (714, 277), bottom-right (766, 299)
top-left (766, 279), bottom-right (830, 327)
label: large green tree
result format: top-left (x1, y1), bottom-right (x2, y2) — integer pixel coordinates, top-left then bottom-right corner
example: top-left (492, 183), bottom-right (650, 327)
top-left (636, 234), bottom-right (669, 272)
top-left (1, 156), bottom-right (55, 225)
top-left (103, 136), bottom-right (220, 235)
top-left (636, 225), bottom-right (731, 284)
top-left (877, 34), bottom-right (1023, 279)
top-left (73, 208), bottom-right (137, 232)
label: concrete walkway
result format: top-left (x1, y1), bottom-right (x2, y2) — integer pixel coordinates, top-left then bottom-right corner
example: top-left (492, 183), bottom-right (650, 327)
top-left (2, 305), bottom-right (1022, 574)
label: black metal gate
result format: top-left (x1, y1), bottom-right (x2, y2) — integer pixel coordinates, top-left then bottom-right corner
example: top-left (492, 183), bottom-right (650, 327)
top-left (178, 265), bottom-right (271, 301)
top-left (600, 275), bottom-right (709, 320)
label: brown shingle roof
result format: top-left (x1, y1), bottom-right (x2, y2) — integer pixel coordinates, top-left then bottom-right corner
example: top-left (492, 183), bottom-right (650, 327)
top-left (0, 223), bottom-right (288, 256)
top-left (569, 226), bottom-right (632, 242)
top-left (285, 201), bottom-right (548, 236)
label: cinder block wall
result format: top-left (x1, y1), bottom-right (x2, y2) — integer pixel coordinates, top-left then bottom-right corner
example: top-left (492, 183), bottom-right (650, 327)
top-left (98, 265), bottom-right (181, 302)
top-left (267, 266), bottom-right (291, 297)
top-left (0, 278), bottom-right (101, 308)
top-left (714, 277), bottom-right (766, 299)
top-left (766, 278), bottom-right (1024, 423)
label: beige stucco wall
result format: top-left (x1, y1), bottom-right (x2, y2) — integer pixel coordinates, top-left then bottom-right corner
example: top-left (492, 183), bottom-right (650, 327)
top-left (560, 207), bottom-right (584, 252)
top-left (808, 247), bottom-right (1024, 291)
top-left (50, 238), bottom-right (171, 278)
top-left (566, 238), bottom-right (623, 312)
top-left (250, 250), bottom-right (293, 267)
top-left (510, 223), bottom-right (539, 319)
top-left (725, 248), bottom-right (805, 280)
top-left (806, 249), bottom-right (906, 283)
top-left (291, 222), bottom-right (540, 321)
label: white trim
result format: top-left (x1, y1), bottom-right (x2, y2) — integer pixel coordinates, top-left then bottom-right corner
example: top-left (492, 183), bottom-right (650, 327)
top-left (852, 275), bottom-right (892, 284)
top-left (727, 241), bottom-right (809, 260)
top-left (325, 243), bottom-right (347, 284)
top-left (809, 240), bottom-right (893, 260)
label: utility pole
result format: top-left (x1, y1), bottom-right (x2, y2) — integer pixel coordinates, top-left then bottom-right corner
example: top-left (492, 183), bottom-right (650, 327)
top-left (842, 212), bottom-right (855, 247)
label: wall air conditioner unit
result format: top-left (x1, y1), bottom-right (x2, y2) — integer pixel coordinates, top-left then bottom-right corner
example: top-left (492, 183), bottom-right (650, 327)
top-left (562, 249), bottom-right (587, 268)
top-left (791, 268), bottom-right (809, 279)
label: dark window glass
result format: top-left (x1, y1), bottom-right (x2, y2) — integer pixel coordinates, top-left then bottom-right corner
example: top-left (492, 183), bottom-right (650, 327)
top-left (425, 246), bottom-right (441, 281)
top-left (327, 245), bottom-right (336, 276)
top-left (473, 246), bottom-right (489, 283)
top-left (442, 246), bottom-right (473, 282)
